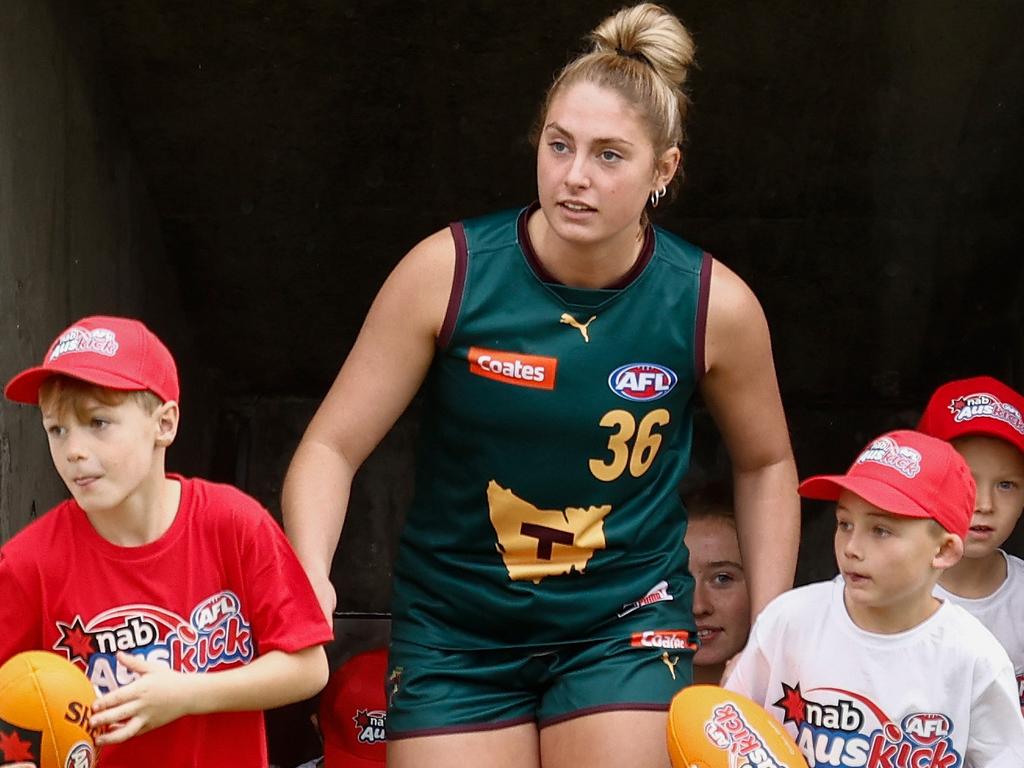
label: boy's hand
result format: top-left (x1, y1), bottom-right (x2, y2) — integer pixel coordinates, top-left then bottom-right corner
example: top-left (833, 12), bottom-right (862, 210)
top-left (90, 652), bottom-right (195, 745)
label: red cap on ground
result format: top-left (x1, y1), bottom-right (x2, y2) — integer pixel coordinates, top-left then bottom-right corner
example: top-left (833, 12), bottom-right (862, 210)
top-left (798, 429), bottom-right (975, 541)
top-left (917, 375), bottom-right (1024, 457)
top-left (4, 315), bottom-right (179, 405)
top-left (320, 648), bottom-right (388, 768)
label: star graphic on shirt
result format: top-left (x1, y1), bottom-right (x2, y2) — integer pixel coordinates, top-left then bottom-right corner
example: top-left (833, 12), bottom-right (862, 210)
top-left (54, 616), bottom-right (95, 663)
top-left (0, 728), bottom-right (36, 762)
top-left (773, 681), bottom-right (807, 726)
top-left (353, 709), bottom-right (373, 729)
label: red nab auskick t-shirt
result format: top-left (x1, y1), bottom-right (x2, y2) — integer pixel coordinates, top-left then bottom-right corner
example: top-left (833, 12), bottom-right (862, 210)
top-left (0, 475), bottom-right (332, 768)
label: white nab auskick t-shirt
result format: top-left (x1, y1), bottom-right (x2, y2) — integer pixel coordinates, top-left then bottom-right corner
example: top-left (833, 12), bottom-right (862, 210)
top-left (935, 550), bottom-right (1024, 709)
top-left (725, 579), bottom-right (1024, 768)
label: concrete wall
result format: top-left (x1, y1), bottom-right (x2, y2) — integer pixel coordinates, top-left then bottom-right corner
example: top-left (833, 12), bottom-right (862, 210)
top-left (0, 0), bottom-right (211, 541)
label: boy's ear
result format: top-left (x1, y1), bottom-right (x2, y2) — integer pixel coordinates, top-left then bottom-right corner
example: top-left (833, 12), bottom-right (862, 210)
top-left (933, 533), bottom-right (964, 570)
top-left (154, 400), bottom-right (179, 448)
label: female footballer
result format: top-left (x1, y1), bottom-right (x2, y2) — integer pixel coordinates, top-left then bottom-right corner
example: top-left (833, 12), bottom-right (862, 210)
top-left (283, 5), bottom-right (799, 766)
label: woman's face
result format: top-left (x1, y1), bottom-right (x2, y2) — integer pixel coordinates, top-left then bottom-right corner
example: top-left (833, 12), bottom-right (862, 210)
top-left (536, 80), bottom-right (678, 248)
top-left (685, 515), bottom-right (751, 668)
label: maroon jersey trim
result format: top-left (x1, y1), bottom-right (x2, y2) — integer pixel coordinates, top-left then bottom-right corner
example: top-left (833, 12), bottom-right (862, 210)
top-left (438, 221), bottom-right (469, 350)
top-left (517, 202), bottom-right (655, 290)
top-left (694, 251), bottom-right (713, 383)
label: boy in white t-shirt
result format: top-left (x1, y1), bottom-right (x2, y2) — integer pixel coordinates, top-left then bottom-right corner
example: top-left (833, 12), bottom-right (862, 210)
top-left (726, 429), bottom-right (1024, 767)
top-left (918, 375), bottom-right (1024, 710)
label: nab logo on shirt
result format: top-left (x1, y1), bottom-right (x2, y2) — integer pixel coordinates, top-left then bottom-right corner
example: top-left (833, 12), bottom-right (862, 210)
top-left (608, 363), bottom-right (677, 402)
top-left (468, 347), bottom-right (557, 390)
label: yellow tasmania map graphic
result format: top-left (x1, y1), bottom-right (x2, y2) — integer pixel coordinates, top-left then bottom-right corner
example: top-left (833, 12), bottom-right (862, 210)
top-left (486, 480), bottom-right (611, 584)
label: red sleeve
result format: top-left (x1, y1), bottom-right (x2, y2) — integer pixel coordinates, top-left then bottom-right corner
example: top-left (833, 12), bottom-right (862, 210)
top-left (0, 544), bottom-right (44, 662)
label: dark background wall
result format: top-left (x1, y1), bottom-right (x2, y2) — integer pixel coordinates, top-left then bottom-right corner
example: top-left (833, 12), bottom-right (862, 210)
top-left (0, 0), bottom-right (213, 541)
top-left (79, 0), bottom-right (1020, 594)
top-left (3, 0), bottom-right (1023, 597)
top-left (1, 1), bottom-right (1022, 762)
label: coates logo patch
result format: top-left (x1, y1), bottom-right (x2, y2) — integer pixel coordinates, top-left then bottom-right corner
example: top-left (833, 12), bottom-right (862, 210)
top-left (618, 580), bottom-right (674, 617)
top-left (353, 708), bottom-right (387, 745)
top-left (949, 391), bottom-right (1024, 436)
top-left (49, 327), bottom-right (119, 361)
top-left (704, 703), bottom-right (786, 767)
top-left (855, 436), bottom-right (921, 478)
top-left (630, 629), bottom-right (697, 651)
top-left (468, 347), bottom-right (557, 390)
top-left (608, 363), bottom-right (677, 402)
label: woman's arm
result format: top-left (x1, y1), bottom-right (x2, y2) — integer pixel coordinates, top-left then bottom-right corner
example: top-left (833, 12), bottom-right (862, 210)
top-left (91, 646), bottom-right (329, 745)
top-left (700, 258), bottom-right (800, 620)
top-left (281, 229), bottom-right (456, 618)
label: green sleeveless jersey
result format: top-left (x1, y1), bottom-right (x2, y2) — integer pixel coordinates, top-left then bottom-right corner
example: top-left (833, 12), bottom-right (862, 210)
top-left (390, 204), bottom-right (711, 649)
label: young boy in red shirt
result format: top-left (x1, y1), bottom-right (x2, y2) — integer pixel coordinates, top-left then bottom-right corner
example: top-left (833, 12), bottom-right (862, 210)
top-left (0, 316), bottom-right (332, 767)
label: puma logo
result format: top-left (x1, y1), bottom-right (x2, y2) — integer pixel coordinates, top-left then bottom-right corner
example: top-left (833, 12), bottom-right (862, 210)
top-left (560, 313), bottom-right (597, 343)
top-left (661, 651), bottom-right (680, 680)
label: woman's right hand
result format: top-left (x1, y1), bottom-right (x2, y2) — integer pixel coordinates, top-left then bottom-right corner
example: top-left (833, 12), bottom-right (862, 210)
top-left (310, 571), bottom-right (337, 625)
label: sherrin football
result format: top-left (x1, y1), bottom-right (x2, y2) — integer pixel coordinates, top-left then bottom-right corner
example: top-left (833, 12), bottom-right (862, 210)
top-left (667, 685), bottom-right (807, 768)
top-left (0, 651), bottom-right (96, 768)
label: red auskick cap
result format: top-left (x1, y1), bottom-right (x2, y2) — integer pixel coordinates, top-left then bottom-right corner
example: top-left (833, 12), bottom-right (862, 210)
top-left (917, 375), bottom-right (1024, 457)
top-left (798, 429), bottom-right (975, 541)
top-left (4, 315), bottom-right (179, 405)
top-left (319, 648), bottom-right (387, 768)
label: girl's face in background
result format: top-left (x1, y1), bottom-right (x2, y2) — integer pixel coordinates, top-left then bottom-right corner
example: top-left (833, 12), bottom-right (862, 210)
top-left (686, 515), bottom-right (750, 668)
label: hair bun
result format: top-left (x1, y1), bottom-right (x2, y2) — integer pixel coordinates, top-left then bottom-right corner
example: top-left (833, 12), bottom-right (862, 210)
top-left (591, 3), bottom-right (696, 88)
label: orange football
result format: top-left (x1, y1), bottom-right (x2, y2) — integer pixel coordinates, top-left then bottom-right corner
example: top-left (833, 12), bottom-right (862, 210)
top-left (667, 685), bottom-right (807, 768)
top-left (0, 651), bottom-right (97, 768)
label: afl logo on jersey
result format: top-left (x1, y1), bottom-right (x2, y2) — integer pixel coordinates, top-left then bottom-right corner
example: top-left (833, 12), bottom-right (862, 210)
top-left (608, 363), bottom-right (677, 402)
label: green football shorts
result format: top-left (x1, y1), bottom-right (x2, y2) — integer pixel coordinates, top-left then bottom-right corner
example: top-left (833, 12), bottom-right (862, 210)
top-left (386, 629), bottom-right (696, 738)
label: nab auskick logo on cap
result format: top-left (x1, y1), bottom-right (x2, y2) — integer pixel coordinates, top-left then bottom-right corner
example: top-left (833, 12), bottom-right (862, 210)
top-left (608, 363), bottom-right (677, 402)
top-left (949, 392), bottom-right (1024, 435)
top-left (855, 436), bottom-right (922, 479)
top-left (49, 327), bottom-right (119, 361)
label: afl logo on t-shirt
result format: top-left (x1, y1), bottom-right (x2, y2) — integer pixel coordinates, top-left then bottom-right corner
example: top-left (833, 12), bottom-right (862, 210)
top-left (608, 363), bottom-right (677, 402)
